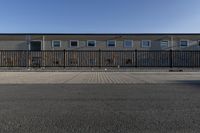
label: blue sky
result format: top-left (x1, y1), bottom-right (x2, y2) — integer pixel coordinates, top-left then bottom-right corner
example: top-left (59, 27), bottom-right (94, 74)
top-left (0, 0), bottom-right (200, 33)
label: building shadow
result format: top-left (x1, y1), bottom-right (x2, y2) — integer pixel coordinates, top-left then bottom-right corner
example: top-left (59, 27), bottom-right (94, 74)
top-left (173, 80), bottom-right (200, 88)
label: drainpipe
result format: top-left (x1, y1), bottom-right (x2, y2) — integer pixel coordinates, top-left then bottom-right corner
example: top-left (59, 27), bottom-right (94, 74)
top-left (28, 35), bottom-right (31, 51)
top-left (42, 35), bottom-right (46, 68)
top-left (171, 35), bottom-right (174, 50)
top-left (42, 35), bottom-right (45, 50)
top-left (27, 35), bottom-right (31, 68)
top-left (170, 35), bottom-right (174, 69)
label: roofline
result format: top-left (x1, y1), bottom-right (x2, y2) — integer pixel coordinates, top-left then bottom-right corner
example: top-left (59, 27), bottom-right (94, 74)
top-left (0, 33), bottom-right (200, 36)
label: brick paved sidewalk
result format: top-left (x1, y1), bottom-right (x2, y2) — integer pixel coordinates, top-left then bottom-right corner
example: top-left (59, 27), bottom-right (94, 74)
top-left (0, 72), bottom-right (199, 84)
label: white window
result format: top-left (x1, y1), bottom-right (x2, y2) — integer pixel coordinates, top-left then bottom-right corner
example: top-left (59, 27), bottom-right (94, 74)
top-left (124, 40), bottom-right (133, 48)
top-left (70, 40), bottom-right (79, 47)
top-left (160, 40), bottom-right (169, 48)
top-left (142, 40), bottom-right (151, 48)
top-left (107, 40), bottom-right (116, 47)
top-left (180, 40), bottom-right (189, 47)
top-left (87, 40), bottom-right (96, 47)
top-left (52, 40), bottom-right (61, 47)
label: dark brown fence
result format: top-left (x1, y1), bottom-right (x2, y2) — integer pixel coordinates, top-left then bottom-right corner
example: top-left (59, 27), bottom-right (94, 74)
top-left (0, 50), bottom-right (200, 68)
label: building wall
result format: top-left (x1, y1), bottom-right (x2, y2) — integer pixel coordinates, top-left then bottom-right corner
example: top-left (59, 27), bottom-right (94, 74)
top-left (0, 34), bottom-right (199, 50)
top-left (0, 41), bottom-right (28, 50)
top-left (38, 40), bottom-right (200, 50)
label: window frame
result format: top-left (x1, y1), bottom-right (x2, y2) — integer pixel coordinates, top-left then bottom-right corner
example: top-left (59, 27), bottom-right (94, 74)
top-left (124, 40), bottom-right (133, 48)
top-left (87, 40), bottom-right (96, 47)
top-left (180, 40), bottom-right (189, 48)
top-left (142, 40), bottom-right (151, 48)
top-left (107, 40), bottom-right (116, 47)
top-left (70, 40), bottom-right (79, 47)
top-left (160, 40), bottom-right (169, 48)
top-left (52, 40), bottom-right (61, 48)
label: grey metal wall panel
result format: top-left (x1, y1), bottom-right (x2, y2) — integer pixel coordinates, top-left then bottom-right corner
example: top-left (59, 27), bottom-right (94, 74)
top-left (0, 41), bottom-right (28, 50)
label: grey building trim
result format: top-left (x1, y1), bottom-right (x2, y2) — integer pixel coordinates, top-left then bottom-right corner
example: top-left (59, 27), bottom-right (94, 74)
top-left (0, 33), bottom-right (200, 36)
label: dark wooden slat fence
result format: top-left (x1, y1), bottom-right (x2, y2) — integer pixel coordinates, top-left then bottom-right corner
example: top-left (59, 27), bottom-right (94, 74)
top-left (0, 50), bottom-right (199, 68)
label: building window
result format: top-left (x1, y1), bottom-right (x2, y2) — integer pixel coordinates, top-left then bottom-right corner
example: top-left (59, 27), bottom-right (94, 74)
top-left (52, 40), bottom-right (61, 47)
top-left (180, 40), bottom-right (189, 47)
top-left (142, 40), bottom-right (151, 48)
top-left (107, 40), bottom-right (116, 47)
top-left (87, 40), bottom-right (96, 47)
top-left (160, 40), bottom-right (169, 48)
top-left (70, 40), bottom-right (79, 47)
top-left (124, 40), bottom-right (133, 48)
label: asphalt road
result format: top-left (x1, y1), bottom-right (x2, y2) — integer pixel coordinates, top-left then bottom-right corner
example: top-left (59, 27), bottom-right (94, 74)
top-left (0, 84), bottom-right (200, 133)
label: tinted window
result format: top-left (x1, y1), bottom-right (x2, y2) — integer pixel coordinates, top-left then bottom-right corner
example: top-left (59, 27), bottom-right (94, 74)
top-left (180, 41), bottom-right (188, 47)
top-left (30, 41), bottom-right (41, 51)
top-left (124, 40), bottom-right (133, 48)
top-left (142, 40), bottom-right (151, 47)
top-left (107, 40), bottom-right (116, 47)
top-left (70, 41), bottom-right (78, 47)
top-left (53, 41), bottom-right (61, 47)
top-left (87, 41), bottom-right (96, 47)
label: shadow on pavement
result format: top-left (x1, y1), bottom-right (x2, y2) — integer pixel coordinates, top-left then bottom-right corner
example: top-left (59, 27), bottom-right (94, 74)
top-left (173, 80), bottom-right (200, 87)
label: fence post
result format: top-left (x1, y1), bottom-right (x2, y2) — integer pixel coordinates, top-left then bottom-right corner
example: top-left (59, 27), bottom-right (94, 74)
top-left (64, 49), bottom-right (66, 68)
top-left (27, 50), bottom-right (31, 68)
top-left (170, 49), bottom-right (173, 68)
top-left (26, 50), bottom-right (28, 68)
top-left (135, 49), bottom-right (137, 67)
top-left (99, 49), bottom-right (101, 68)
top-left (43, 50), bottom-right (46, 68)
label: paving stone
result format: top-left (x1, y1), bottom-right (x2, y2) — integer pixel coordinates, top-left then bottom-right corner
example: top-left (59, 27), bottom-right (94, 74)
top-left (0, 72), bottom-right (199, 84)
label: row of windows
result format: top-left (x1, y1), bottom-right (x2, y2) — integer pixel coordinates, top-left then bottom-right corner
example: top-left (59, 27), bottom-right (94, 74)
top-left (52, 40), bottom-right (200, 48)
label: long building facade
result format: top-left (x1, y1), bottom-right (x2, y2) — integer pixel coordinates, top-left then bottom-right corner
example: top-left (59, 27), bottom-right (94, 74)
top-left (0, 33), bottom-right (200, 50)
top-left (0, 33), bottom-right (200, 68)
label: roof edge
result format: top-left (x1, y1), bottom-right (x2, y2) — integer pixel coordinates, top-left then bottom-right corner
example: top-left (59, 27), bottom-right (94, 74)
top-left (0, 33), bottom-right (200, 35)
